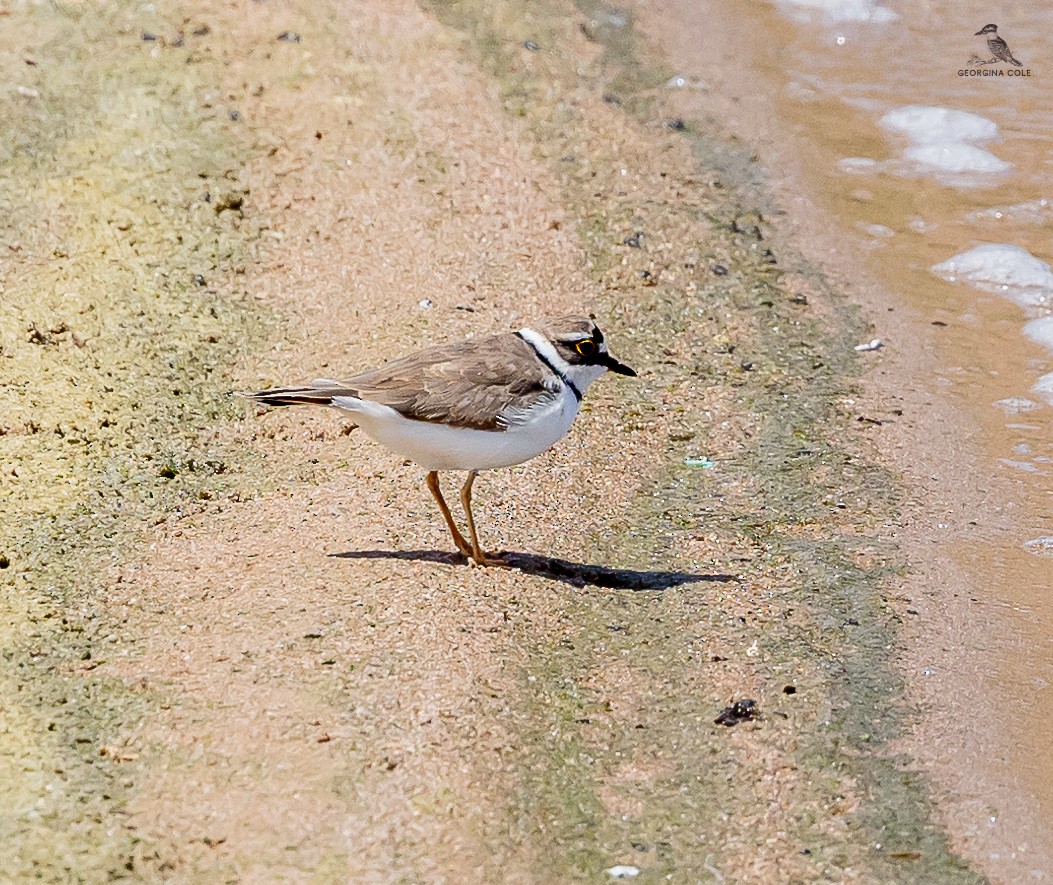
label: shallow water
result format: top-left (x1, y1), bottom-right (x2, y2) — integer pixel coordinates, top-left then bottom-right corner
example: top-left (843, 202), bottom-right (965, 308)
top-left (636, 0), bottom-right (1053, 875)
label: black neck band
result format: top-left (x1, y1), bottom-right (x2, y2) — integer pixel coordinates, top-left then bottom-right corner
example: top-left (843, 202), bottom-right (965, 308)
top-left (516, 331), bottom-right (582, 402)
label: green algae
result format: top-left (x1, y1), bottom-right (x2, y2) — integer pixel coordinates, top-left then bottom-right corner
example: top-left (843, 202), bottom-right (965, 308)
top-left (0, 4), bottom-right (270, 878)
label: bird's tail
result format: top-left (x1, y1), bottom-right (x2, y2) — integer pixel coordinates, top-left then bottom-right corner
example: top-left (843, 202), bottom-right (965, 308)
top-left (1010, 54), bottom-right (1023, 66)
top-left (237, 379), bottom-right (356, 407)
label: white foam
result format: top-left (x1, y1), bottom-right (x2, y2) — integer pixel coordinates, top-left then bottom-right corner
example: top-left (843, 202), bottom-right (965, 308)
top-left (931, 244), bottom-right (1053, 309)
top-left (1024, 317), bottom-right (1053, 351)
top-left (903, 143), bottom-right (1010, 175)
top-left (1001, 458), bottom-right (1040, 473)
top-left (993, 396), bottom-right (1041, 415)
top-left (777, 0), bottom-right (897, 22)
top-left (1024, 537), bottom-right (1053, 557)
top-left (968, 199), bottom-right (1053, 225)
top-left (908, 216), bottom-right (937, 234)
top-left (1032, 372), bottom-right (1053, 403)
top-left (879, 105), bottom-right (1009, 182)
top-left (838, 156), bottom-right (879, 173)
top-left (880, 106), bottom-right (999, 144)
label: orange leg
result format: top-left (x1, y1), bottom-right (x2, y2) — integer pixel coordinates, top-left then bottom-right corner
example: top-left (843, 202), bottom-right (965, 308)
top-left (426, 471), bottom-right (472, 558)
top-left (460, 471), bottom-right (510, 568)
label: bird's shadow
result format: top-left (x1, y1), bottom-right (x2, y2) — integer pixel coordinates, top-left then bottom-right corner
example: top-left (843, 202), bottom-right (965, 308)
top-left (329, 548), bottom-right (733, 591)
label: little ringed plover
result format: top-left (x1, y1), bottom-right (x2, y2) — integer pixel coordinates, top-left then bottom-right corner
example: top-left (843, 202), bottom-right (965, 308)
top-left (241, 315), bottom-right (636, 567)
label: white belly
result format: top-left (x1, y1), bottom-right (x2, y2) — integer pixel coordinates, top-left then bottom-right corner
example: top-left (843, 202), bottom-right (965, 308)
top-left (331, 388), bottom-right (580, 471)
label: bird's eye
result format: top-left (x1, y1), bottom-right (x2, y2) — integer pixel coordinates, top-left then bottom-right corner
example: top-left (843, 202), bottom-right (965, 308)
top-left (574, 339), bottom-right (597, 357)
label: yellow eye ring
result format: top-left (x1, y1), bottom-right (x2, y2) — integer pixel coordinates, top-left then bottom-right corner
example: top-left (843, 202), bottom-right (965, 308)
top-left (575, 339), bottom-right (597, 357)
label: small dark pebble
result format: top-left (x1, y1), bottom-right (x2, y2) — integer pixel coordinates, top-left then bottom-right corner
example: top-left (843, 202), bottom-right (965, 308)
top-left (844, 618), bottom-right (860, 626)
top-left (783, 685), bottom-right (797, 694)
top-left (906, 608), bottom-right (919, 615)
top-left (602, 92), bottom-right (622, 105)
top-left (192, 24), bottom-right (211, 36)
top-left (931, 320), bottom-right (948, 327)
top-left (141, 32), bottom-right (158, 42)
top-left (664, 117), bottom-right (686, 131)
top-left (623, 232), bottom-right (643, 248)
top-left (715, 698), bottom-right (758, 727)
top-left (228, 109), bottom-right (241, 121)
top-left (712, 264), bottom-right (728, 275)
top-left (192, 274), bottom-right (206, 286)
top-left (0, 555), bottom-right (9, 569)
top-left (790, 293), bottom-right (809, 305)
top-left (159, 465), bottom-right (177, 479)
top-left (277, 31), bottom-right (302, 43)
top-left (740, 361), bottom-right (754, 372)
top-left (213, 192), bottom-right (244, 213)
top-left (523, 40), bottom-right (539, 51)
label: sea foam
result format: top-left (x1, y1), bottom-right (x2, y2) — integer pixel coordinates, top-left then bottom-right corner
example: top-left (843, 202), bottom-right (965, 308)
top-left (931, 244), bottom-right (1053, 309)
top-left (879, 105), bottom-right (1010, 181)
top-left (777, 0), bottom-right (897, 23)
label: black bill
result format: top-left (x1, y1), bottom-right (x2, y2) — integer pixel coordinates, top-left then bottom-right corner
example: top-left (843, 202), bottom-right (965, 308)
top-left (598, 352), bottom-right (637, 377)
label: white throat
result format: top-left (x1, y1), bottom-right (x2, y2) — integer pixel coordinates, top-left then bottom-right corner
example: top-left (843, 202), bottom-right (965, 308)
top-left (565, 361), bottom-right (606, 392)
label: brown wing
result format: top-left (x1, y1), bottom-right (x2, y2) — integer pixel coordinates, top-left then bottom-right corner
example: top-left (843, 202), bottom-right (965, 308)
top-left (243, 332), bottom-right (554, 431)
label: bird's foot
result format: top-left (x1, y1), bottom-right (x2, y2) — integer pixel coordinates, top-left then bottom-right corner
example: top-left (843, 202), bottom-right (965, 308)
top-left (468, 550), bottom-right (512, 569)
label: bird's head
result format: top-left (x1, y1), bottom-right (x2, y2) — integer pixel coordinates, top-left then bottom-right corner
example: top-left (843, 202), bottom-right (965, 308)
top-left (525, 315), bottom-right (636, 393)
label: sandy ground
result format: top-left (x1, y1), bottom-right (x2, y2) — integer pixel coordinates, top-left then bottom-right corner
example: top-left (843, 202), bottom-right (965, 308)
top-left (0, 0), bottom-right (992, 882)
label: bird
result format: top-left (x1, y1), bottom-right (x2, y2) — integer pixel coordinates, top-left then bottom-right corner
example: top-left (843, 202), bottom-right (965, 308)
top-left (240, 315), bottom-right (636, 567)
top-left (975, 24), bottom-right (1022, 67)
